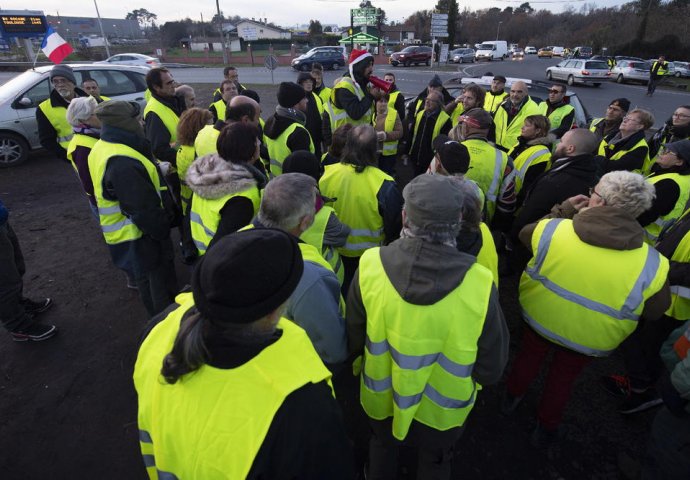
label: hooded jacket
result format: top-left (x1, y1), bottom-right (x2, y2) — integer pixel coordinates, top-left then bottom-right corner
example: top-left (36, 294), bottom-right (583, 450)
top-left (263, 107), bottom-right (312, 153)
top-left (333, 59), bottom-right (377, 122)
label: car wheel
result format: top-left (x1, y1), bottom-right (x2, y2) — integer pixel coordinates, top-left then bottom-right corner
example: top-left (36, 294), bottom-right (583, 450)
top-left (675, 72), bottom-right (681, 77)
top-left (0, 133), bottom-right (29, 168)
top-left (567, 75), bottom-right (575, 86)
top-left (300, 63), bottom-right (310, 72)
top-left (616, 74), bottom-right (624, 84)
top-left (593, 83), bottom-right (601, 87)
top-left (546, 71), bottom-right (553, 80)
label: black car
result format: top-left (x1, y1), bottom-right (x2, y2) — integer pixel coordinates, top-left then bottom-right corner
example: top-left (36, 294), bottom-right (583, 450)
top-left (291, 50), bottom-right (344, 71)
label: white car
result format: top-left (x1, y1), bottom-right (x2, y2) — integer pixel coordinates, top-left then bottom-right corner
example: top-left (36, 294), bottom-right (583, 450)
top-left (98, 53), bottom-right (160, 68)
top-left (525, 46), bottom-right (537, 55)
top-left (0, 64), bottom-right (149, 167)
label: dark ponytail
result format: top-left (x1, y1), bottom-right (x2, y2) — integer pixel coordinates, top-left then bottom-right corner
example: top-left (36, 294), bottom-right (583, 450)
top-left (161, 309), bottom-right (209, 384)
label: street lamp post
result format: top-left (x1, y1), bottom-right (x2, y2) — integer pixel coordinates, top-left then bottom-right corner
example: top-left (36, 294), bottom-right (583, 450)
top-left (496, 21), bottom-right (503, 41)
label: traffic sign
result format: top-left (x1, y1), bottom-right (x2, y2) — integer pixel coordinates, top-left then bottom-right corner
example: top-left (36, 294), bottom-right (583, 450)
top-left (431, 20), bottom-right (448, 27)
top-left (431, 31), bottom-right (449, 37)
top-left (431, 13), bottom-right (448, 20)
top-left (264, 55), bottom-right (279, 70)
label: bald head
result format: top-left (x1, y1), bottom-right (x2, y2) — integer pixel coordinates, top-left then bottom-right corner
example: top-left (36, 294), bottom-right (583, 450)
top-left (555, 129), bottom-right (599, 158)
top-left (509, 81), bottom-right (528, 104)
top-left (228, 95), bottom-right (261, 126)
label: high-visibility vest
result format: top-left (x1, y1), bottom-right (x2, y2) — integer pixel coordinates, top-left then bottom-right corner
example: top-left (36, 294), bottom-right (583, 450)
top-left (358, 247), bottom-right (493, 440)
top-left (664, 210), bottom-right (690, 321)
top-left (484, 91), bottom-right (507, 115)
top-left (387, 91), bottom-right (401, 112)
top-left (300, 206), bottom-right (345, 285)
top-left (644, 173), bottom-right (690, 244)
top-left (327, 77), bottom-right (372, 131)
top-left (88, 140), bottom-right (162, 245)
top-left (477, 222), bottom-right (499, 287)
top-left (38, 99), bottom-right (72, 150)
top-left (520, 218), bottom-right (669, 357)
top-left (462, 138), bottom-right (509, 221)
top-left (494, 98), bottom-right (540, 152)
top-left (317, 86), bottom-right (332, 106)
top-left (412, 109), bottom-right (451, 146)
top-left (264, 122), bottom-right (314, 177)
top-left (143, 97), bottom-right (179, 144)
top-left (537, 102), bottom-right (575, 133)
top-left (589, 117), bottom-right (604, 133)
top-left (176, 144), bottom-right (196, 212)
top-left (311, 91), bottom-right (324, 115)
top-left (189, 182), bottom-right (261, 255)
top-left (194, 124), bottom-right (221, 158)
top-left (134, 293), bottom-right (332, 480)
top-left (319, 163), bottom-right (392, 257)
top-left (210, 98), bottom-right (226, 122)
top-left (597, 135), bottom-right (650, 175)
top-left (653, 61), bottom-right (668, 76)
top-left (373, 110), bottom-right (399, 157)
top-left (450, 102), bottom-right (465, 126)
top-left (510, 144), bottom-right (552, 194)
top-left (66, 132), bottom-right (98, 172)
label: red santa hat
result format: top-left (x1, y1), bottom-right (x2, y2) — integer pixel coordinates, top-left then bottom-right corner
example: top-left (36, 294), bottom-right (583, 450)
top-left (348, 49), bottom-right (373, 79)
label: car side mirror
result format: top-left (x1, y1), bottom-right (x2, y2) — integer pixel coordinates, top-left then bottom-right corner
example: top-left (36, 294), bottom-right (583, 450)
top-left (17, 97), bottom-right (33, 107)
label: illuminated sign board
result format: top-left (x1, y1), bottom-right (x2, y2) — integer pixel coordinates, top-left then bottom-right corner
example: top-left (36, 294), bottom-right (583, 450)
top-left (0, 11), bottom-right (47, 38)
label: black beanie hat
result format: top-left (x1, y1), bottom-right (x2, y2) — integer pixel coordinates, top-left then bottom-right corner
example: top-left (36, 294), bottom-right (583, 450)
top-left (610, 98), bottom-right (631, 112)
top-left (192, 229), bottom-right (304, 324)
top-left (283, 150), bottom-right (321, 181)
top-left (277, 82), bottom-right (306, 108)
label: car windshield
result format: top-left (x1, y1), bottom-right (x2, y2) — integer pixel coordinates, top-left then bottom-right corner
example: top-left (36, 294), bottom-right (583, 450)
top-left (401, 47), bottom-right (415, 53)
top-left (630, 62), bottom-right (650, 70)
top-left (0, 70), bottom-right (45, 102)
top-left (586, 61), bottom-right (609, 69)
top-left (479, 43), bottom-right (495, 50)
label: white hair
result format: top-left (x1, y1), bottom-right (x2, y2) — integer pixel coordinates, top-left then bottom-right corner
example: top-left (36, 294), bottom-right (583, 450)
top-left (66, 96), bottom-right (98, 127)
top-left (597, 171), bottom-right (656, 217)
top-left (258, 173), bottom-right (316, 231)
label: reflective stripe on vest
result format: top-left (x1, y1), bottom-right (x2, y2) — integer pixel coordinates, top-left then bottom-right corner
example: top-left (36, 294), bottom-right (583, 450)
top-left (133, 294), bottom-right (332, 480)
top-left (300, 206), bottom-right (345, 285)
top-left (265, 122), bottom-right (314, 177)
top-left (644, 173), bottom-right (690, 244)
top-left (665, 210), bottom-right (690, 320)
top-left (358, 247), bottom-right (493, 440)
top-left (194, 124), bottom-right (220, 158)
top-left (589, 117), bottom-right (604, 132)
top-left (319, 163), bottom-right (391, 257)
top-left (88, 140), bottom-right (162, 245)
top-left (210, 98), bottom-right (226, 121)
top-left (521, 218), bottom-right (669, 356)
top-left (511, 144), bottom-right (551, 194)
top-left (38, 99), bottom-right (73, 150)
top-left (462, 139), bottom-right (507, 221)
top-left (597, 135), bottom-right (649, 175)
top-left (143, 97), bottom-right (179, 144)
top-left (537, 102), bottom-right (575, 132)
top-left (329, 77), bottom-right (372, 130)
top-left (373, 110), bottom-right (399, 156)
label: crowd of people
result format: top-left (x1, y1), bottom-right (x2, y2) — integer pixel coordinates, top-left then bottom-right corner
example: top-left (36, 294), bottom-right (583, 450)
top-left (1, 48), bottom-right (689, 479)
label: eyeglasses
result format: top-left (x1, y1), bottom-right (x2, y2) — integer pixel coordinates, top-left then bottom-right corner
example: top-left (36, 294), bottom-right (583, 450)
top-left (589, 187), bottom-right (605, 201)
top-left (51, 77), bottom-right (71, 85)
top-left (621, 116), bottom-right (640, 123)
top-left (672, 112), bottom-right (690, 119)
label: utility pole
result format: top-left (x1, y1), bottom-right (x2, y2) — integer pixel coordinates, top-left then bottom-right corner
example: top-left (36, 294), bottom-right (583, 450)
top-left (93, 0), bottom-right (111, 57)
top-left (215, 0), bottom-right (227, 64)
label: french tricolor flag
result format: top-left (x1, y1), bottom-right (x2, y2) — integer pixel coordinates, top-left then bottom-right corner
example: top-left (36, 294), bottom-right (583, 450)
top-left (41, 26), bottom-right (73, 64)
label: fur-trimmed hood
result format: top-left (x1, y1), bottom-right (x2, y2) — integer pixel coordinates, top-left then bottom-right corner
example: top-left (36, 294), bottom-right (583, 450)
top-left (527, 134), bottom-right (556, 147)
top-left (186, 154), bottom-right (257, 200)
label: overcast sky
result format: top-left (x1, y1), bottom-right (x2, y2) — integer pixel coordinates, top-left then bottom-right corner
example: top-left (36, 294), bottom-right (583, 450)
top-left (3, 0), bottom-right (631, 28)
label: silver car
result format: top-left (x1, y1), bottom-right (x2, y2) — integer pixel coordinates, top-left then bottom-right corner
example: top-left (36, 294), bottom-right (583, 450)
top-left (97, 53), bottom-right (160, 68)
top-left (545, 59), bottom-right (612, 86)
top-left (611, 60), bottom-right (650, 85)
top-left (450, 48), bottom-right (475, 64)
top-left (673, 61), bottom-right (690, 78)
top-left (0, 64), bottom-right (149, 167)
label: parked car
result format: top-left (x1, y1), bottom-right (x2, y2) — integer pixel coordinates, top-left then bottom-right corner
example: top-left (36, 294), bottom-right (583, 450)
top-left (538, 47), bottom-right (553, 58)
top-left (0, 64), bottom-right (149, 167)
top-left (475, 41), bottom-right (508, 61)
top-left (389, 46), bottom-right (433, 67)
top-left (525, 46), bottom-right (537, 55)
top-left (615, 55), bottom-right (646, 63)
top-left (545, 59), bottom-right (612, 86)
top-left (552, 46), bottom-right (565, 57)
top-left (304, 46), bottom-right (347, 64)
top-left (571, 46), bottom-right (593, 58)
top-left (611, 60), bottom-right (651, 84)
top-left (450, 48), bottom-right (475, 64)
top-left (291, 50), bottom-right (345, 71)
top-left (441, 75), bottom-right (592, 128)
top-left (512, 48), bottom-right (525, 59)
top-left (97, 53), bottom-right (160, 68)
top-left (673, 61), bottom-right (690, 78)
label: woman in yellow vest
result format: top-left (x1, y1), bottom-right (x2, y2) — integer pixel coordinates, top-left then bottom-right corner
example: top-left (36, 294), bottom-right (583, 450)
top-left (598, 108), bottom-right (654, 174)
top-left (175, 108), bottom-right (213, 214)
top-left (187, 122), bottom-right (264, 255)
top-left (65, 96), bottom-right (101, 217)
top-left (508, 114), bottom-right (554, 198)
top-left (134, 229), bottom-right (354, 479)
top-left (372, 95), bottom-right (403, 176)
top-left (297, 72), bottom-right (325, 158)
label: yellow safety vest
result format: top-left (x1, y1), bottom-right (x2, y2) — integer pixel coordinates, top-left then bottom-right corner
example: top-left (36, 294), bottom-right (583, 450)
top-left (194, 124), bottom-right (221, 158)
top-left (597, 135), bottom-right (650, 175)
top-left (143, 97), bottom-right (179, 144)
top-left (210, 98), bottom-right (226, 122)
top-left (450, 102), bottom-right (465, 127)
top-left (358, 247), bottom-right (493, 440)
top-left (373, 110), bottom-right (399, 157)
top-left (311, 91), bottom-right (324, 115)
top-left (520, 218), bottom-right (669, 356)
top-left (134, 293), bottom-right (332, 480)
top-left (189, 182), bottom-right (261, 255)
top-left (653, 61), bottom-right (668, 76)
top-left (327, 77), bottom-right (372, 131)
top-left (176, 144), bottom-right (196, 212)
top-left (317, 86), bottom-right (332, 106)
top-left (644, 173), bottom-right (690, 244)
top-left (387, 91), bottom-right (400, 112)
top-left (589, 117), bottom-right (604, 133)
top-left (477, 222), bottom-right (499, 287)
top-left (483, 91), bottom-right (507, 115)
top-left (38, 99), bottom-right (72, 150)
top-left (509, 144), bottom-right (552, 194)
top-left (494, 98), bottom-right (540, 152)
top-left (300, 206), bottom-right (345, 285)
top-left (663, 210), bottom-right (690, 321)
top-left (462, 138), bottom-right (509, 221)
top-left (66, 132), bottom-right (98, 173)
top-left (319, 163), bottom-right (391, 257)
top-left (264, 122), bottom-right (315, 177)
top-left (412, 109), bottom-right (451, 146)
top-left (537, 102), bottom-right (575, 133)
top-left (88, 140), bottom-right (162, 245)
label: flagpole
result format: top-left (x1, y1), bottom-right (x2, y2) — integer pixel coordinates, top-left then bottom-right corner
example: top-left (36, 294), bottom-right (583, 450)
top-left (32, 40), bottom-right (42, 69)
top-left (93, 0), bottom-right (111, 58)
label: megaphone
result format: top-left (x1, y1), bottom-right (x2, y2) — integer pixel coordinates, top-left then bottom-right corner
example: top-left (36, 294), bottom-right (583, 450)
top-left (368, 75), bottom-right (393, 94)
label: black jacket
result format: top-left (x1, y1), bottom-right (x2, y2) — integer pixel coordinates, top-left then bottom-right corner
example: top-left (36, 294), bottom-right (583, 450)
top-left (264, 111), bottom-right (312, 152)
top-left (638, 164), bottom-right (690, 227)
top-left (333, 74), bottom-right (376, 123)
top-left (144, 91), bottom-right (186, 165)
top-left (656, 209), bottom-right (690, 291)
top-left (649, 119), bottom-right (690, 158)
top-left (36, 87), bottom-right (88, 160)
top-left (600, 130), bottom-right (649, 173)
top-left (541, 99), bottom-right (576, 139)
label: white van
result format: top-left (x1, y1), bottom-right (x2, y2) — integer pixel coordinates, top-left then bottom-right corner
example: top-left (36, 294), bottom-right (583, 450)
top-left (475, 41), bottom-right (508, 61)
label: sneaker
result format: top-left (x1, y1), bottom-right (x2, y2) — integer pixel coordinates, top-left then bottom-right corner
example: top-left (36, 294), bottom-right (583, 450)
top-left (21, 297), bottom-right (53, 315)
top-left (618, 388), bottom-right (663, 415)
top-left (10, 323), bottom-right (57, 342)
top-left (530, 422), bottom-right (559, 448)
top-left (500, 391), bottom-right (524, 415)
top-left (601, 374), bottom-right (631, 398)
top-left (125, 274), bottom-right (138, 290)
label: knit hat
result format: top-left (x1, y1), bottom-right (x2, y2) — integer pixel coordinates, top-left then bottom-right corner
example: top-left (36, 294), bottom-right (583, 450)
top-left (50, 64), bottom-right (76, 85)
top-left (283, 150), bottom-right (321, 181)
top-left (403, 174), bottom-right (464, 230)
top-left (348, 48), bottom-right (373, 80)
top-left (94, 100), bottom-right (144, 136)
top-left (664, 139), bottom-right (690, 165)
top-left (192, 228), bottom-right (304, 324)
top-left (462, 107), bottom-right (493, 129)
top-left (493, 75), bottom-right (507, 83)
top-left (432, 135), bottom-right (471, 175)
top-left (297, 71), bottom-right (315, 87)
top-left (428, 74), bottom-right (443, 88)
top-left (610, 98), bottom-right (631, 112)
top-left (277, 81), bottom-right (306, 108)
